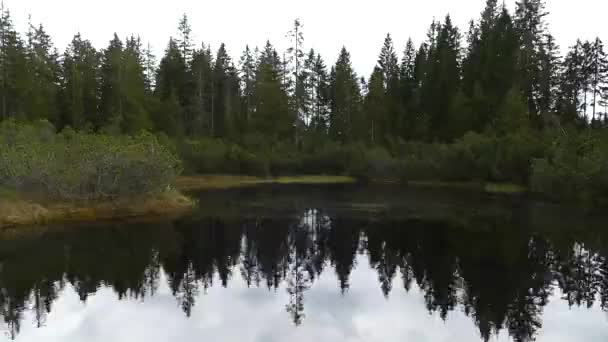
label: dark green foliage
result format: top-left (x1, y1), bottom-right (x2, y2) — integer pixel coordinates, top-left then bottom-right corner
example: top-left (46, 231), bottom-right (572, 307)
top-left (0, 1), bottom-right (607, 205)
top-left (0, 120), bottom-right (181, 200)
top-left (531, 130), bottom-right (608, 206)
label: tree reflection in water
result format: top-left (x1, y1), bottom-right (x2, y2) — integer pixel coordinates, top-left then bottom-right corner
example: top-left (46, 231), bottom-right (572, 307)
top-left (0, 202), bottom-right (608, 341)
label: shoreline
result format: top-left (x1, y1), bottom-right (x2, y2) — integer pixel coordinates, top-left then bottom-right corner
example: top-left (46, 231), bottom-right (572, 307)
top-left (0, 176), bottom-right (528, 229)
top-left (175, 174), bottom-right (527, 195)
top-left (0, 190), bottom-right (195, 229)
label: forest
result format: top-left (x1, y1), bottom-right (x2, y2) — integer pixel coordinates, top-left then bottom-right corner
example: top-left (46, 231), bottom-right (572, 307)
top-left (0, 0), bottom-right (607, 204)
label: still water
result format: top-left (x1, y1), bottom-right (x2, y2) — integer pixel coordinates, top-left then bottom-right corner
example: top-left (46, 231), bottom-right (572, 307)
top-left (1, 184), bottom-right (607, 341)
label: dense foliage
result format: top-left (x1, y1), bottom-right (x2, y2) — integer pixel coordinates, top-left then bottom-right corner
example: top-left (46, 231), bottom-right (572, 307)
top-left (0, 121), bottom-right (181, 200)
top-left (0, 0), bottom-right (607, 203)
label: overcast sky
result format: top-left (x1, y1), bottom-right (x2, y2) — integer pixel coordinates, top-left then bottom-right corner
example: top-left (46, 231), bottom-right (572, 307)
top-left (4, 0), bottom-right (607, 76)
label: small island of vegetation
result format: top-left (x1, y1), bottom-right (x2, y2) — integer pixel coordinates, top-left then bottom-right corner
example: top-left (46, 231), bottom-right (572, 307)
top-left (1, 0), bottom-right (608, 227)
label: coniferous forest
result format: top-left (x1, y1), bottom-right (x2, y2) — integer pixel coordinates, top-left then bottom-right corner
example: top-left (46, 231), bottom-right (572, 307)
top-left (1, 0), bottom-right (608, 205)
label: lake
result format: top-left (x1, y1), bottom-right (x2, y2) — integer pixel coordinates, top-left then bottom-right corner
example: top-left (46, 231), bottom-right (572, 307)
top-left (0, 183), bottom-right (607, 341)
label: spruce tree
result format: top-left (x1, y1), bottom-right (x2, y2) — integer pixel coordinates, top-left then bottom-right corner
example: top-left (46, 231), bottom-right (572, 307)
top-left (211, 43), bottom-right (240, 139)
top-left (252, 41), bottom-right (291, 141)
top-left (364, 67), bottom-right (386, 144)
top-left (286, 19), bottom-right (305, 145)
top-left (59, 33), bottom-right (101, 129)
top-left (311, 53), bottom-right (330, 132)
top-left (514, 0), bottom-right (549, 115)
top-left (177, 14), bottom-right (194, 63)
top-left (190, 43), bottom-right (214, 136)
top-left (153, 38), bottom-right (188, 135)
top-left (99, 33), bottom-right (125, 129)
top-left (25, 22), bottom-right (60, 123)
top-left (377, 33), bottom-right (401, 143)
top-left (329, 47), bottom-right (361, 142)
top-left (239, 45), bottom-right (256, 131)
top-left (0, 7), bottom-right (29, 121)
top-left (121, 35), bottom-right (150, 133)
top-left (399, 38), bottom-right (417, 139)
top-left (589, 38), bottom-right (607, 121)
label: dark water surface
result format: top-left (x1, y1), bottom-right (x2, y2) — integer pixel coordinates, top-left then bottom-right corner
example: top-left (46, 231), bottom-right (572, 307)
top-left (1, 184), bottom-right (608, 341)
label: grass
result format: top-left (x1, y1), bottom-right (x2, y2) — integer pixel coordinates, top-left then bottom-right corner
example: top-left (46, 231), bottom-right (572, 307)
top-left (0, 190), bottom-right (194, 229)
top-left (176, 175), bottom-right (357, 190)
top-left (484, 183), bottom-right (527, 194)
top-left (408, 180), bottom-right (528, 194)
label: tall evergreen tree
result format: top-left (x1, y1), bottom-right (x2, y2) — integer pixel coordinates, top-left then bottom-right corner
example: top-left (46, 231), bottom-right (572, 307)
top-left (211, 43), bottom-right (240, 139)
top-left (377, 34), bottom-right (401, 143)
top-left (239, 45), bottom-right (256, 131)
top-left (154, 38), bottom-right (188, 135)
top-left (311, 53), bottom-right (330, 132)
top-left (514, 0), bottom-right (549, 116)
top-left (364, 66), bottom-right (386, 144)
top-left (537, 33), bottom-right (560, 115)
top-left (0, 7), bottom-right (29, 121)
top-left (99, 34), bottom-right (125, 128)
top-left (329, 47), bottom-right (361, 142)
top-left (589, 38), bottom-right (607, 121)
top-left (556, 40), bottom-right (585, 124)
top-left (286, 19), bottom-right (305, 145)
top-left (399, 38), bottom-right (417, 139)
top-left (190, 43), bottom-right (214, 136)
top-left (420, 16), bottom-right (461, 141)
top-left (59, 33), bottom-right (100, 129)
top-left (177, 14), bottom-right (194, 63)
top-left (25, 22), bottom-right (60, 123)
top-left (121, 35), bottom-right (150, 133)
top-left (252, 41), bottom-right (291, 141)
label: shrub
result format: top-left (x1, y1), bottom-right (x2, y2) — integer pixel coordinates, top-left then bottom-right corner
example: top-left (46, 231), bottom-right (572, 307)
top-left (530, 130), bottom-right (608, 206)
top-left (0, 120), bottom-right (182, 200)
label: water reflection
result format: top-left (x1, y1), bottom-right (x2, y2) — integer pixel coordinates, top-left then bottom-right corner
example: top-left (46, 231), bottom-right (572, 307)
top-left (0, 189), bottom-right (608, 341)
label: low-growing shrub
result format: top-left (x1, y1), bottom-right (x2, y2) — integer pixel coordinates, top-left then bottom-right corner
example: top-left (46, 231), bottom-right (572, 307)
top-left (0, 120), bottom-right (182, 200)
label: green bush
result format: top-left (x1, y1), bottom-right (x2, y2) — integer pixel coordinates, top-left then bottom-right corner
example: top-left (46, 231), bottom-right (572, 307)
top-left (530, 130), bottom-right (608, 206)
top-left (0, 120), bottom-right (182, 200)
top-left (398, 130), bottom-right (546, 184)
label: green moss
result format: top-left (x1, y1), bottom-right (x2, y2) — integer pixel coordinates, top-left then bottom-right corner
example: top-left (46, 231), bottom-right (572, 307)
top-left (484, 183), bottom-right (527, 194)
top-left (0, 187), bottom-right (19, 200)
top-left (408, 180), bottom-right (527, 194)
top-left (176, 175), bottom-right (356, 190)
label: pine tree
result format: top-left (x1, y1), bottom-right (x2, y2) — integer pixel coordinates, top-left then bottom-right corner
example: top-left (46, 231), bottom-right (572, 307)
top-left (177, 14), bottom-right (194, 63)
top-left (557, 40), bottom-right (585, 124)
top-left (302, 49), bottom-right (316, 127)
top-left (59, 33), bottom-right (101, 129)
top-left (154, 38), bottom-right (188, 135)
top-left (25, 21), bottom-right (60, 123)
top-left (364, 67), bottom-right (386, 144)
top-left (329, 47), bottom-right (361, 142)
top-left (420, 16), bottom-right (461, 141)
top-left (462, 5), bottom-right (519, 133)
top-left (311, 53), bottom-right (330, 132)
top-left (399, 38), bottom-right (417, 139)
top-left (252, 41), bottom-right (291, 141)
top-left (0, 6), bottom-right (29, 120)
top-left (99, 33), bottom-right (125, 129)
top-left (239, 45), bottom-right (256, 131)
top-left (121, 35), bottom-right (150, 133)
top-left (190, 43), bottom-right (214, 136)
top-left (143, 42), bottom-right (157, 93)
top-left (377, 33), bottom-right (401, 143)
top-left (211, 43), bottom-right (240, 139)
top-left (537, 33), bottom-right (560, 115)
top-left (589, 38), bottom-right (607, 121)
top-left (286, 19), bottom-right (305, 145)
top-left (514, 0), bottom-right (549, 116)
